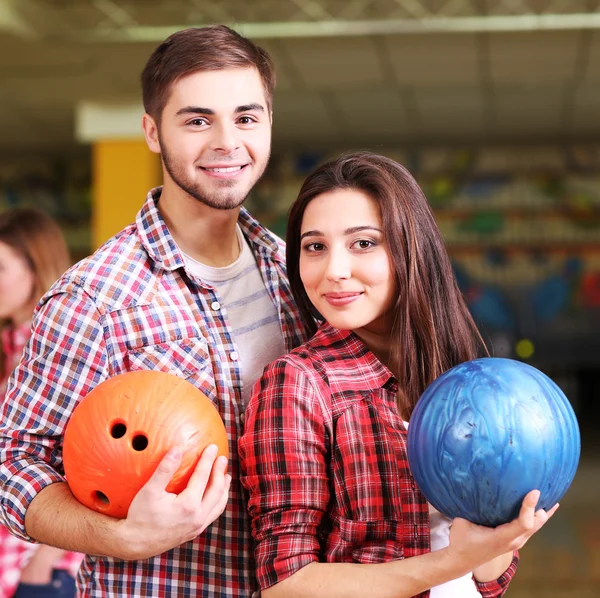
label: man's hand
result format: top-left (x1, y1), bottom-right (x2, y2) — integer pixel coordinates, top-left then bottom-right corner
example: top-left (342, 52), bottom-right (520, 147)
top-left (118, 443), bottom-right (231, 560)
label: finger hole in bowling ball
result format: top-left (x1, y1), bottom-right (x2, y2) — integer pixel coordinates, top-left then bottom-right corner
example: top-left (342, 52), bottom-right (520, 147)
top-left (93, 491), bottom-right (110, 509)
top-left (110, 421), bottom-right (127, 439)
top-left (132, 434), bottom-right (149, 451)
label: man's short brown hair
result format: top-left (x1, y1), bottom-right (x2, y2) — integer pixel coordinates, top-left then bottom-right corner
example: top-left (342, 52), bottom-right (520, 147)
top-left (141, 25), bottom-right (276, 121)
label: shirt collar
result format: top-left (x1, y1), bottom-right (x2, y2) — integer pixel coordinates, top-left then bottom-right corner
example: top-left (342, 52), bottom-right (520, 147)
top-left (136, 186), bottom-right (285, 272)
top-left (311, 323), bottom-right (397, 393)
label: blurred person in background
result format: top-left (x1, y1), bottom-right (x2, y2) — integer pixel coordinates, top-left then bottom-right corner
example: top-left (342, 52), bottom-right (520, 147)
top-left (0, 208), bottom-right (83, 598)
top-left (0, 25), bottom-right (308, 597)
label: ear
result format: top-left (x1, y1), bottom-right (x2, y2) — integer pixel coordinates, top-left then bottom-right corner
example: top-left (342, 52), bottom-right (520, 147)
top-left (142, 113), bottom-right (161, 154)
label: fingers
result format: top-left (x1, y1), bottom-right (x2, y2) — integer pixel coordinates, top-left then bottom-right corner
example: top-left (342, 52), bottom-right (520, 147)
top-left (519, 490), bottom-right (560, 529)
top-left (139, 444), bottom-right (228, 507)
top-left (523, 489), bottom-right (541, 507)
top-left (531, 501), bottom-right (559, 532)
top-left (448, 491), bottom-right (561, 569)
top-left (183, 444), bottom-right (223, 498)
top-left (517, 489), bottom-right (541, 529)
top-left (176, 445), bottom-right (230, 531)
top-left (143, 446), bottom-right (183, 493)
top-left (197, 455), bottom-right (229, 508)
top-left (500, 490), bottom-right (559, 550)
top-left (125, 445), bottom-right (230, 557)
top-left (200, 473), bottom-right (232, 533)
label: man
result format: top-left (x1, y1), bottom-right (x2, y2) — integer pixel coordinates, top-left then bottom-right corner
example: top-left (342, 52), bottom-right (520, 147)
top-left (0, 25), bottom-right (308, 597)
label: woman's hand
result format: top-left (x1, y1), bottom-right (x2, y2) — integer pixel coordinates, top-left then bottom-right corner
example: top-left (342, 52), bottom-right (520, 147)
top-left (445, 489), bottom-right (559, 574)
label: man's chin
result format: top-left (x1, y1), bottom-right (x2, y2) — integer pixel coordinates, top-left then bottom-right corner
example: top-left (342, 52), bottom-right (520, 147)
top-left (196, 190), bottom-right (249, 211)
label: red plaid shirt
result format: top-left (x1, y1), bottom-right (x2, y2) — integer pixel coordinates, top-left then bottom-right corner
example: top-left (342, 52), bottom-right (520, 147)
top-left (240, 323), bottom-right (518, 597)
top-left (0, 188), bottom-right (308, 597)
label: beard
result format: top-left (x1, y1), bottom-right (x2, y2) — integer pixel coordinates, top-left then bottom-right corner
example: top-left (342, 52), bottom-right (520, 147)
top-left (160, 140), bottom-right (269, 211)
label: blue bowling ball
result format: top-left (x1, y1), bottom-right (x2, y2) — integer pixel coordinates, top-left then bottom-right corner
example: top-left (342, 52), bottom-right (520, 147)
top-left (407, 357), bottom-right (580, 527)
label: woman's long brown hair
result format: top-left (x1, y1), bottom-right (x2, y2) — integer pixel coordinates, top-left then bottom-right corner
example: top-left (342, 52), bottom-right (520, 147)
top-left (286, 151), bottom-right (488, 415)
top-left (0, 207), bottom-right (71, 379)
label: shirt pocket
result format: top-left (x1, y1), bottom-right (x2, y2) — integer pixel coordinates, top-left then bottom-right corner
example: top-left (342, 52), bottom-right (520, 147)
top-left (332, 397), bottom-right (405, 521)
top-left (126, 337), bottom-right (217, 401)
top-left (335, 516), bottom-right (404, 563)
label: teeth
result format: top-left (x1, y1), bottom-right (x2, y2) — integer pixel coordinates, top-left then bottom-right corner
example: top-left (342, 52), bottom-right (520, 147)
top-left (205, 166), bottom-right (243, 173)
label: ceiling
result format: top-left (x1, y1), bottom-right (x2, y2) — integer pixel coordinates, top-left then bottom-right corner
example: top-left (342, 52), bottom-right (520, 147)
top-left (2, 0), bottom-right (600, 154)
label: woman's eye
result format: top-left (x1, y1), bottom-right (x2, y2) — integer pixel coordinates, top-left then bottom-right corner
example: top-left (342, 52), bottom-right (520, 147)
top-left (354, 239), bottom-right (375, 249)
top-left (303, 242), bottom-right (324, 252)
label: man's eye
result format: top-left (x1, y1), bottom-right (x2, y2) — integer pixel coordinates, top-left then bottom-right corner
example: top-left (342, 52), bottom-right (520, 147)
top-left (238, 116), bottom-right (255, 125)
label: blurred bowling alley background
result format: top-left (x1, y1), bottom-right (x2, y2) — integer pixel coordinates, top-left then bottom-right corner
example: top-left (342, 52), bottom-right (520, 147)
top-left (2, 2), bottom-right (600, 595)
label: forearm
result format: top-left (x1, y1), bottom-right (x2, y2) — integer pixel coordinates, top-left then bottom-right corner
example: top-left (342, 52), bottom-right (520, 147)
top-left (473, 550), bottom-right (514, 583)
top-left (24, 481), bottom-right (130, 559)
top-left (263, 549), bottom-right (472, 598)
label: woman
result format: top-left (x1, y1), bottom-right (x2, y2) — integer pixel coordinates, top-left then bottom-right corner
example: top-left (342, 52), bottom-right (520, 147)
top-left (0, 208), bottom-right (83, 598)
top-left (239, 152), bottom-right (558, 598)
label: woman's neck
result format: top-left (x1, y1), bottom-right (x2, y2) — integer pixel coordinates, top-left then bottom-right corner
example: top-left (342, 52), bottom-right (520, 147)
top-left (354, 326), bottom-right (409, 419)
top-left (354, 327), bottom-right (394, 372)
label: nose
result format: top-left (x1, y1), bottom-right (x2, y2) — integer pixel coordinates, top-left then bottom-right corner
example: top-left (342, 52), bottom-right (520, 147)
top-left (210, 122), bottom-right (240, 153)
top-left (324, 247), bottom-right (351, 282)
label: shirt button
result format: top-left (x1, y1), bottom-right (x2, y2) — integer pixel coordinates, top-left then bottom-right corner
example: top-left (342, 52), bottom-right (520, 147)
top-left (230, 351), bottom-right (239, 361)
top-left (240, 412), bottom-right (245, 424)
top-left (251, 592), bottom-right (260, 598)
top-left (211, 301), bottom-right (221, 311)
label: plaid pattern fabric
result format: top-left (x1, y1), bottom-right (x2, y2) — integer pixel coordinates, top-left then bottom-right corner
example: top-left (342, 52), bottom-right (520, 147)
top-left (0, 188), bottom-right (308, 597)
top-left (240, 323), bottom-right (518, 597)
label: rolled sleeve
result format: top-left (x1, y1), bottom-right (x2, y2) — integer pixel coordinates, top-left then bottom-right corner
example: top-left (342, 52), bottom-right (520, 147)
top-left (239, 357), bottom-right (330, 590)
top-left (474, 551), bottom-right (519, 597)
top-left (0, 285), bottom-right (108, 540)
top-left (0, 459), bottom-right (65, 541)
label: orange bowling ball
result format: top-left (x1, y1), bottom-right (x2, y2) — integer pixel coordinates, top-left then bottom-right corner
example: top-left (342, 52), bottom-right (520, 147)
top-left (63, 370), bottom-right (229, 519)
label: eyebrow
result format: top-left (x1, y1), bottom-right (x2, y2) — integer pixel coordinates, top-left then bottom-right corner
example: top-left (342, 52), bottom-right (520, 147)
top-left (175, 103), bottom-right (265, 117)
top-left (300, 225), bottom-right (383, 240)
top-left (236, 103), bottom-right (265, 113)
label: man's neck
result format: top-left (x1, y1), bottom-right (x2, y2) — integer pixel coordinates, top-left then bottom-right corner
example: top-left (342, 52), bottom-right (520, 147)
top-left (158, 185), bottom-right (242, 267)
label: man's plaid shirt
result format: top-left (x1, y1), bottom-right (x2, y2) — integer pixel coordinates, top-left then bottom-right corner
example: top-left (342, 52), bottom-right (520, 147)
top-left (0, 188), bottom-right (308, 597)
top-left (240, 323), bottom-right (518, 597)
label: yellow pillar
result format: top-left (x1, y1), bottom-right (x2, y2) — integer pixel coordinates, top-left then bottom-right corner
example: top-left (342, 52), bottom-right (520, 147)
top-left (92, 140), bottom-right (161, 248)
top-left (76, 101), bottom-right (162, 249)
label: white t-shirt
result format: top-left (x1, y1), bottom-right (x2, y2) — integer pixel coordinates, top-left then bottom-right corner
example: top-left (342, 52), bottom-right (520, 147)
top-left (184, 225), bottom-right (286, 407)
top-left (428, 505), bottom-right (480, 597)
top-left (403, 421), bottom-right (480, 597)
